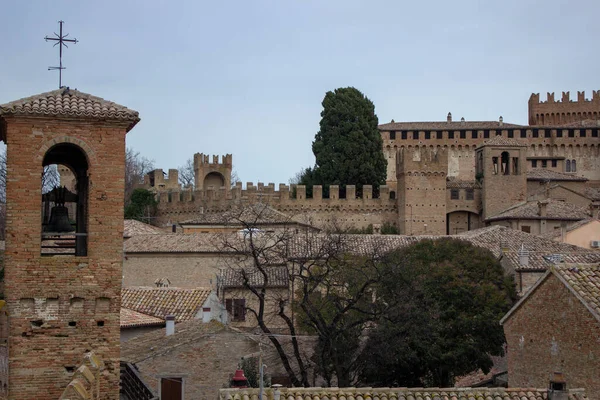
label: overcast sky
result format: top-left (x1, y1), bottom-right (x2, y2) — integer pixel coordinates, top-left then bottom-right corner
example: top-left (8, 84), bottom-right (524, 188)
top-left (1, 1), bottom-right (598, 185)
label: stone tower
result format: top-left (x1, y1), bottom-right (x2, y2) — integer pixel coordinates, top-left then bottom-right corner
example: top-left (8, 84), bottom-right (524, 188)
top-left (475, 135), bottom-right (528, 220)
top-left (0, 88), bottom-right (139, 399)
top-left (194, 153), bottom-right (232, 190)
top-left (396, 147), bottom-right (447, 235)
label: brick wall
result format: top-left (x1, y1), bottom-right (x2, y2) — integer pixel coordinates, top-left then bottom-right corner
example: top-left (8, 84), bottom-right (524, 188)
top-left (503, 273), bottom-right (600, 398)
top-left (3, 117), bottom-right (127, 399)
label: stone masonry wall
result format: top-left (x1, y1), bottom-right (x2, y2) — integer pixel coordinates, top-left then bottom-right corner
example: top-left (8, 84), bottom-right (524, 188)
top-left (503, 273), bottom-right (600, 398)
top-left (528, 91), bottom-right (600, 126)
top-left (4, 118), bottom-right (126, 400)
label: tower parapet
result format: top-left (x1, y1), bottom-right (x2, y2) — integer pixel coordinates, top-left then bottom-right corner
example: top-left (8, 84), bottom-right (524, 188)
top-left (528, 90), bottom-right (600, 126)
top-left (193, 153), bottom-right (233, 190)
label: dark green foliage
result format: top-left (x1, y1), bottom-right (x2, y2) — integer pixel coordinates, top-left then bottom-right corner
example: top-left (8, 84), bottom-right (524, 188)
top-left (124, 188), bottom-right (158, 222)
top-left (380, 222), bottom-right (399, 234)
top-left (300, 87), bottom-right (386, 196)
top-left (358, 238), bottom-right (517, 387)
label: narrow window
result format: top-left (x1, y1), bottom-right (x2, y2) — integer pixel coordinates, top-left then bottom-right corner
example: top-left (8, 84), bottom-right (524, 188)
top-left (520, 130), bottom-right (527, 138)
top-left (389, 131), bottom-right (396, 140)
top-left (580, 130), bottom-right (586, 138)
top-left (389, 191), bottom-right (396, 200)
top-left (436, 131), bottom-right (443, 139)
top-left (542, 160), bottom-right (547, 168)
top-left (532, 160), bottom-right (538, 168)
top-left (512, 157), bottom-right (519, 175)
top-left (450, 189), bottom-right (459, 200)
top-left (568, 130), bottom-right (574, 138)
top-left (544, 130), bottom-right (551, 138)
top-left (501, 151), bottom-right (510, 175)
top-left (556, 130), bottom-right (562, 138)
top-left (571, 160), bottom-right (576, 172)
top-left (508, 130), bottom-right (514, 138)
top-left (551, 160), bottom-right (557, 168)
top-left (226, 298), bottom-right (246, 322)
top-left (566, 160), bottom-right (571, 172)
top-left (465, 189), bottom-right (474, 200)
top-left (460, 131), bottom-right (466, 139)
top-left (592, 129), bottom-right (598, 138)
top-left (448, 131), bottom-right (455, 139)
top-left (471, 131), bottom-right (477, 139)
top-left (425, 131), bottom-right (431, 140)
top-left (532, 129), bottom-right (539, 138)
top-left (483, 130), bottom-right (490, 139)
top-left (412, 131), bottom-right (419, 140)
top-left (492, 157), bottom-right (499, 174)
top-left (401, 131), bottom-right (407, 140)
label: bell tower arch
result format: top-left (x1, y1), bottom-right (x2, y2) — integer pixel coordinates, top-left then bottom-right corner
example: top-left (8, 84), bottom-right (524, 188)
top-left (0, 88), bottom-right (140, 399)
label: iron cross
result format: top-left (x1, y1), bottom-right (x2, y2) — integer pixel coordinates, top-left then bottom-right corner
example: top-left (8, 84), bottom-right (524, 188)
top-left (45, 21), bottom-right (78, 88)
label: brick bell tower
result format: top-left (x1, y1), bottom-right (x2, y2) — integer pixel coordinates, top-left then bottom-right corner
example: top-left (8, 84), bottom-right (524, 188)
top-left (0, 88), bottom-right (139, 399)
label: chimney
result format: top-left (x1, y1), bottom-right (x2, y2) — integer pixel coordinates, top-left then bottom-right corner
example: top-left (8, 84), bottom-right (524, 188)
top-left (202, 307), bottom-right (211, 323)
top-left (548, 372), bottom-right (568, 400)
top-left (447, 112), bottom-right (452, 122)
top-left (460, 117), bottom-right (465, 124)
top-left (499, 116), bottom-right (504, 126)
top-left (538, 200), bottom-right (548, 217)
top-left (518, 244), bottom-right (529, 267)
top-left (166, 315), bottom-right (175, 336)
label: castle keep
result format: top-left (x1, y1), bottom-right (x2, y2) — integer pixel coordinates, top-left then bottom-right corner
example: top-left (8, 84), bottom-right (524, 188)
top-left (142, 91), bottom-right (600, 236)
top-left (0, 88), bottom-right (139, 399)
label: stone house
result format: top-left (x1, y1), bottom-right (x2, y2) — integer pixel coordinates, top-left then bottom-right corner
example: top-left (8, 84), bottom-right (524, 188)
top-left (120, 287), bottom-right (226, 341)
top-left (541, 218), bottom-right (600, 250)
top-left (501, 263), bottom-right (600, 398)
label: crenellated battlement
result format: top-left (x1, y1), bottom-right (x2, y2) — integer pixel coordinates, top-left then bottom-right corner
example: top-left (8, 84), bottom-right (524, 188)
top-left (529, 90), bottom-right (600, 104)
top-left (528, 89), bottom-right (600, 126)
top-left (193, 153), bottom-right (233, 167)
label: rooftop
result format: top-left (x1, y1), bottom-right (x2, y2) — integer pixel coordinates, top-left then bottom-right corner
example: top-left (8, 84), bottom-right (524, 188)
top-left (221, 265), bottom-right (289, 288)
top-left (501, 263), bottom-right (600, 325)
top-left (485, 199), bottom-right (590, 222)
top-left (220, 387), bottom-right (588, 400)
top-left (379, 120), bottom-right (525, 131)
top-left (0, 88), bottom-right (140, 132)
top-left (120, 307), bottom-right (165, 329)
top-left (123, 219), bottom-right (165, 238)
top-left (122, 287), bottom-right (212, 322)
top-left (527, 169), bottom-right (588, 182)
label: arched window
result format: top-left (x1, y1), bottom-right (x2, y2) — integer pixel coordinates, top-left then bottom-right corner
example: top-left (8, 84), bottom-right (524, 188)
top-left (571, 159), bottom-right (577, 172)
top-left (42, 143), bottom-right (89, 256)
top-left (566, 160), bottom-right (571, 172)
top-left (501, 151), bottom-right (510, 175)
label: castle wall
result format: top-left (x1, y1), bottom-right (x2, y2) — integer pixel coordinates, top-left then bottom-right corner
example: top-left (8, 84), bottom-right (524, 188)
top-left (381, 128), bottom-right (600, 185)
top-left (528, 91), bottom-right (600, 125)
top-left (194, 153), bottom-right (232, 190)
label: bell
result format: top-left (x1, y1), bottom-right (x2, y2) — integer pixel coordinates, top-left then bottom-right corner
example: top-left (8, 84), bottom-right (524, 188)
top-left (45, 205), bottom-right (74, 233)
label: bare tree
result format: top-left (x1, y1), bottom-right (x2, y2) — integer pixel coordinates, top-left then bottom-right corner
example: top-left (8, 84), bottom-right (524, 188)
top-left (125, 147), bottom-right (154, 204)
top-left (216, 203), bottom-right (385, 387)
top-left (178, 157), bottom-right (195, 189)
top-left (230, 169), bottom-right (241, 187)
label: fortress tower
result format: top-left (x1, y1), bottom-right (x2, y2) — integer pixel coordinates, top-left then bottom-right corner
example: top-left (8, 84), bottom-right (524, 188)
top-left (528, 90), bottom-right (600, 126)
top-left (194, 153), bottom-right (232, 190)
top-left (396, 147), bottom-right (447, 235)
top-left (0, 88), bottom-right (139, 399)
top-left (475, 135), bottom-right (528, 220)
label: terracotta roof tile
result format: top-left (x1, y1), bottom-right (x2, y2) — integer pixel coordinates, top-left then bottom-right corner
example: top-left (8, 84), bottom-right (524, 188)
top-left (554, 263), bottom-right (600, 321)
top-left (123, 219), bottom-right (165, 238)
top-left (122, 287), bottom-right (211, 322)
top-left (220, 387), bottom-right (588, 400)
top-left (486, 199), bottom-right (590, 221)
top-left (221, 266), bottom-right (289, 288)
top-left (379, 120), bottom-right (525, 131)
top-left (585, 187), bottom-right (600, 201)
top-left (527, 169), bottom-right (588, 182)
top-left (0, 88), bottom-right (140, 131)
top-left (120, 307), bottom-right (164, 328)
top-left (124, 233), bottom-right (231, 253)
top-left (181, 203), bottom-right (295, 226)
